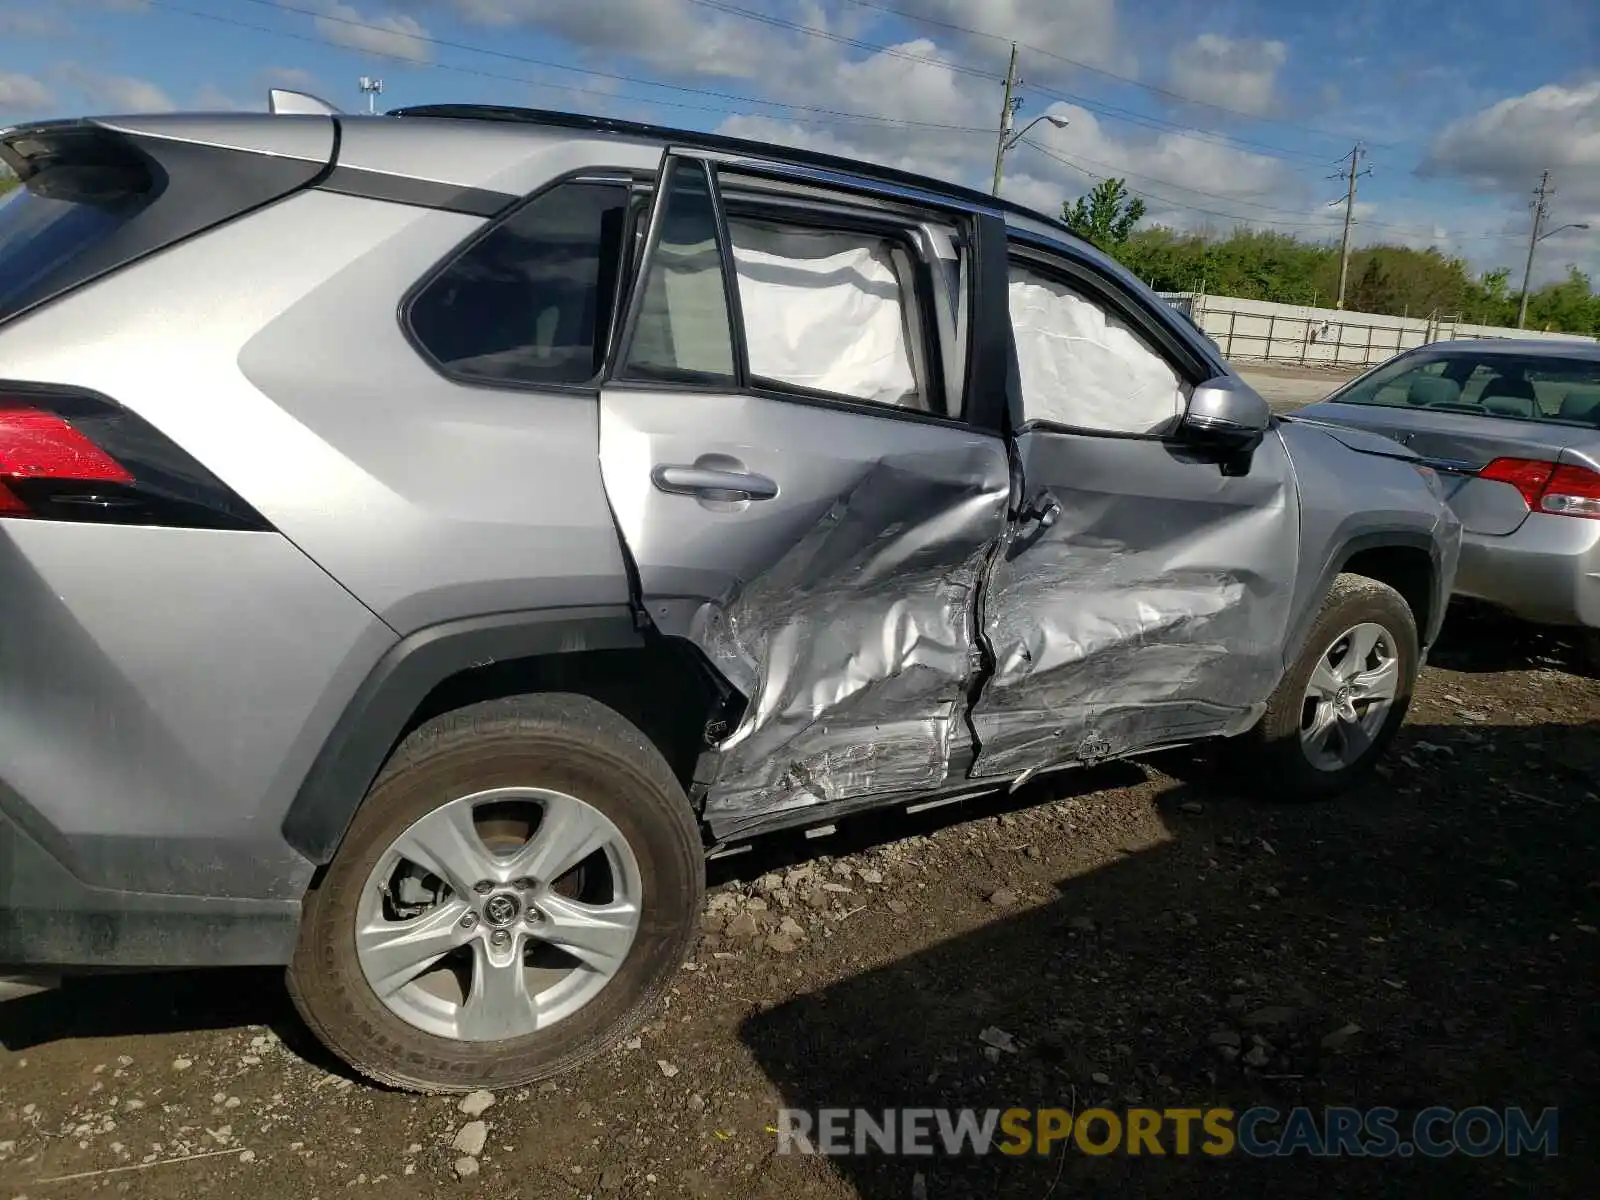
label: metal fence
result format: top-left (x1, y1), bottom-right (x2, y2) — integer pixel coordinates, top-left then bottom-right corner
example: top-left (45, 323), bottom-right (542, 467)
top-left (1159, 293), bottom-right (1593, 369)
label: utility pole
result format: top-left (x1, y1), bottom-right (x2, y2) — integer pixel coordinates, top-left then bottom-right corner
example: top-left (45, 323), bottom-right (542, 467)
top-left (990, 43), bottom-right (1020, 197)
top-left (359, 76), bottom-right (384, 115)
top-left (1329, 143), bottom-right (1369, 310)
top-left (1517, 170), bottom-right (1552, 329)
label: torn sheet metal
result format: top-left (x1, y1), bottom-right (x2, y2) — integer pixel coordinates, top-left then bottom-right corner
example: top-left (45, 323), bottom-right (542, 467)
top-left (698, 448), bottom-right (1009, 823)
top-left (970, 430), bottom-right (1299, 778)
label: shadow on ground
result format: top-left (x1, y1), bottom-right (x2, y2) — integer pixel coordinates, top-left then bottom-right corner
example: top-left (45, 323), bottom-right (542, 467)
top-left (1429, 601), bottom-right (1597, 679)
top-left (740, 717), bottom-right (1600, 1199)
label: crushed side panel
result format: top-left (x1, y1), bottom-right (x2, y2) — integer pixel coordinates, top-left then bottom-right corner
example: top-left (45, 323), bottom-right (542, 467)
top-left (698, 445), bottom-right (1010, 823)
top-left (970, 429), bottom-right (1300, 776)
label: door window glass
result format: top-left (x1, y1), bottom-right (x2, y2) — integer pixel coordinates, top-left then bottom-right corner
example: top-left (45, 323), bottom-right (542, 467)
top-left (1008, 263), bottom-right (1188, 434)
top-left (621, 160), bottom-right (736, 383)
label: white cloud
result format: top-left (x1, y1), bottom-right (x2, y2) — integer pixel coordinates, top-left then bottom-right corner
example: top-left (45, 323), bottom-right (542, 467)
top-left (1167, 34), bottom-right (1287, 117)
top-left (263, 66), bottom-right (322, 91)
top-left (312, 1), bottom-right (432, 64)
top-left (193, 84), bottom-right (248, 112)
top-left (1424, 81), bottom-right (1600, 281)
top-left (59, 65), bottom-right (175, 112)
top-left (0, 71), bottom-right (52, 111)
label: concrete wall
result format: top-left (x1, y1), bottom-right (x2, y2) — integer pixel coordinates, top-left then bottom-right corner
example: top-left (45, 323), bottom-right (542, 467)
top-left (1159, 292), bottom-right (1596, 368)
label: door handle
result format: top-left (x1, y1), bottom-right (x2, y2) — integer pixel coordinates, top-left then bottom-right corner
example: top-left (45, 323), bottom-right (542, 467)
top-left (652, 464), bottom-right (779, 502)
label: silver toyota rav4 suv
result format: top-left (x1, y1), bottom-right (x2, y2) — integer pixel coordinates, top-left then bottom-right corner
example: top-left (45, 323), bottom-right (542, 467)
top-left (0, 93), bottom-right (1459, 1092)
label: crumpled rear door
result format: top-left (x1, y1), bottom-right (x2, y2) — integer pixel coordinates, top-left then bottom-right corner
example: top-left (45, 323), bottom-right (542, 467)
top-left (597, 153), bottom-right (1011, 834)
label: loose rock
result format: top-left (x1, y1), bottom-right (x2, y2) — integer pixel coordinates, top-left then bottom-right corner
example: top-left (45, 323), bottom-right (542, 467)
top-left (454, 1156), bottom-right (480, 1179)
top-left (459, 1090), bottom-right (496, 1118)
top-left (988, 888), bottom-right (1018, 908)
top-left (453, 1121), bottom-right (488, 1157)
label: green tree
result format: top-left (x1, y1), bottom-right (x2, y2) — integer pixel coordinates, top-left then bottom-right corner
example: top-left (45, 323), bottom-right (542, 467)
top-left (0, 171), bottom-right (16, 197)
top-left (1062, 179), bottom-right (1147, 252)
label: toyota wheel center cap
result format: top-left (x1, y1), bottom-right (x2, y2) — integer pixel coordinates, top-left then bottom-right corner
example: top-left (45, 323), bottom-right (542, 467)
top-left (483, 892), bottom-right (521, 928)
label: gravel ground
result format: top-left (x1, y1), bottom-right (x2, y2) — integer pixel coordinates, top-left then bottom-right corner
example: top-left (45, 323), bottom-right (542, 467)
top-left (1, 605), bottom-right (1596, 1199)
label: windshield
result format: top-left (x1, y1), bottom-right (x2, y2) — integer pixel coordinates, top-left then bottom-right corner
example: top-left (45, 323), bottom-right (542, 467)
top-left (1329, 348), bottom-right (1600, 428)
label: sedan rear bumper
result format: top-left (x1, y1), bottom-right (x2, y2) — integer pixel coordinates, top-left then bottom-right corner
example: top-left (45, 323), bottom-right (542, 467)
top-left (1456, 513), bottom-right (1600, 629)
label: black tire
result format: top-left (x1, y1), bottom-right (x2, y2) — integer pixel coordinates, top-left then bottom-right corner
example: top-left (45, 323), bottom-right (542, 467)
top-left (286, 693), bottom-right (704, 1093)
top-left (1231, 573), bottom-right (1419, 801)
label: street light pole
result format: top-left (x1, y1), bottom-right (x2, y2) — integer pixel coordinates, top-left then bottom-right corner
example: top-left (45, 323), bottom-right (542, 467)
top-left (1517, 170), bottom-right (1551, 330)
top-left (990, 113), bottom-right (1071, 198)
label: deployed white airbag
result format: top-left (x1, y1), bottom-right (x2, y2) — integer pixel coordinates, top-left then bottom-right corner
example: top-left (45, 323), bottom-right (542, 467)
top-left (728, 219), bottom-right (921, 408)
top-left (1009, 265), bottom-right (1187, 433)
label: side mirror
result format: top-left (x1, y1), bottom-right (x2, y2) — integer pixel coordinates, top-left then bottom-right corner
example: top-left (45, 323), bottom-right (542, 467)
top-left (1179, 375), bottom-right (1271, 453)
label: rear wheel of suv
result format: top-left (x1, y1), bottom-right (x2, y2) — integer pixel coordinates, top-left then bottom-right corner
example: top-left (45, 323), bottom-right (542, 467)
top-left (1234, 573), bottom-right (1419, 800)
top-left (287, 694), bottom-right (704, 1093)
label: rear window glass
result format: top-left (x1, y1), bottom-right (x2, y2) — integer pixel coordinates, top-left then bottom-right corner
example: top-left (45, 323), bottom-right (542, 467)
top-left (0, 129), bottom-right (157, 322)
top-left (1331, 350), bottom-right (1600, 427)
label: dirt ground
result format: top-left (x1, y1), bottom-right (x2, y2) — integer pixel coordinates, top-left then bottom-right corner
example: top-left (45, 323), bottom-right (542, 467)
top-left (2, 603), bottom-right (1597, 1200)
top-left (1238, 363), bottom-right (1365, 411)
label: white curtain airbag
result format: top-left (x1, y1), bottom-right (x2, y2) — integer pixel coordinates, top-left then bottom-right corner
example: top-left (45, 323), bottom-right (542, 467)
top-left (1009, 267), bottom-right (1186, 433)
top-left (728, 219), bottom-right (919, 407)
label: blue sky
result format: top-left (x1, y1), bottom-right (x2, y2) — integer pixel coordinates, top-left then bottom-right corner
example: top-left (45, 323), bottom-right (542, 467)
top-left (2, 0), bottom-right (1596, 282)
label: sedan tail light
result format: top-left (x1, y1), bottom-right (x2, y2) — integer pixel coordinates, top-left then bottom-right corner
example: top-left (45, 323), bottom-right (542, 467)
top-left (0, 386), bottom-right (269, 530)
top-left (1479, 456), bottom-right (1600, 520)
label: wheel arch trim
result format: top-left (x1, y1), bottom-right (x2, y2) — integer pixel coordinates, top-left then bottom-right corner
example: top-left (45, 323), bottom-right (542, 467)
top-left (1287, 529), bottom-right (1442, 668)
top-left (282, 606), bottom-right (644, 865)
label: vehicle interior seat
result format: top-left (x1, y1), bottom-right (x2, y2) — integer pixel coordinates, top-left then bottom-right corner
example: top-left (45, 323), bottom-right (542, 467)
top-left (1559, 387), bottom-right (1600, 424)
top-left (1478, 375), bottom-right (1538, 418)
top-left (1406, 375), bottom-right (1461, 407)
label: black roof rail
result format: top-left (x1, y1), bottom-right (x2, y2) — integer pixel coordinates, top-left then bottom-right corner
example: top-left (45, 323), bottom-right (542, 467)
top-left (388, 103), bottom-right (1071, 234)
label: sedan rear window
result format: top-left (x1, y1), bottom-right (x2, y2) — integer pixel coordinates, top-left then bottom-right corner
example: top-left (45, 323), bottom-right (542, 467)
top-left (1331, 349), bottom-right (1600, 426)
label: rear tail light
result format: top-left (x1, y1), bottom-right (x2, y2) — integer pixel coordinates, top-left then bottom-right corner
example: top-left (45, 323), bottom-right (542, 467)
top-left (1479, 456), bottom-right (1600, 520)
top-left (0, 385), bottom-right (268, 531)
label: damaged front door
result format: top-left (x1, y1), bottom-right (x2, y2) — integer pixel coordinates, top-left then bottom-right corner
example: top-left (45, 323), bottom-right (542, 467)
top-left (598, 153), bottom-right (1010, 832)
top-left (970, 242), bottom-right (1300, 777)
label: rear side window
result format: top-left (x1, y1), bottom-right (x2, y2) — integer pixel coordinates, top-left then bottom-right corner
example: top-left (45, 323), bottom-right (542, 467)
top-left (408, 181), bottom-right (630, 387)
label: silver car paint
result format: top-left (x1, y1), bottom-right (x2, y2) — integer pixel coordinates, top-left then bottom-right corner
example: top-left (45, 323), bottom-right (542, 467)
top-left (600, 385), bottom-right (1010, 821)
top-left (0, 520), bottom-right (391, 899)
top-left (0, 109), bottom-right (1462, 954)
top-left (970, 428), bottom-right (1299, 776)
top-left (94, 111), bottom-right (336, 163)
top-left (1277, 419), bottom-right (1461, 654)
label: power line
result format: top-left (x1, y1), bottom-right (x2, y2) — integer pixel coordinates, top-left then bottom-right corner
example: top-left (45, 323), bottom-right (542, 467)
top-left (218, 0), bottom-right (996, 132)
top-left (1020, 137), bottom-right (1520, 244)
top-left (836, 0), bottom-right (1387, 145)
top-left (680, 0), bottom-right (1334, 164)
top-left (1020, 138), bottom-right (1345, 229)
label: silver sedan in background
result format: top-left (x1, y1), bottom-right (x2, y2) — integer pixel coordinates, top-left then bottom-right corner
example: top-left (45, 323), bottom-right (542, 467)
top-left (1297, 339), bottom-right (1600, 669)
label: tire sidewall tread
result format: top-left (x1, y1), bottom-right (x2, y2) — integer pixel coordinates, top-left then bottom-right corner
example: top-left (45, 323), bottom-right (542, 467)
top-left (287, 693), bottom-right (704, 1093)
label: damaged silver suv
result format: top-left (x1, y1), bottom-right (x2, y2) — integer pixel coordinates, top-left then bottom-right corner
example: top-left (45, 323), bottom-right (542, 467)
top-left (0, 94), bottom-right (1459, 1091)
